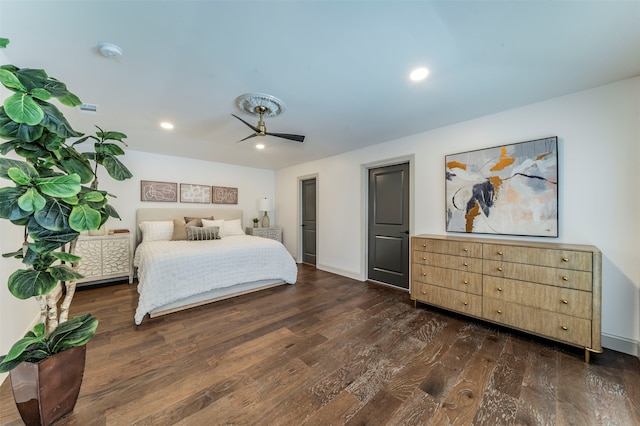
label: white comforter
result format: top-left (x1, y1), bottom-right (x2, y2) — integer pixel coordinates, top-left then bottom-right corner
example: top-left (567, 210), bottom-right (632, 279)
top-left (133, 235), bottom-right (297, 324)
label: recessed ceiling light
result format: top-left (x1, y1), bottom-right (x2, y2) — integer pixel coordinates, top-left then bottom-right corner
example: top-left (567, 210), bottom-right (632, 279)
top-left (160, 122), bottom-right (174, 130)
top-left (410, 67), bottom-right (429, 81)
top-left (256, 143), bottom-right (265, 150)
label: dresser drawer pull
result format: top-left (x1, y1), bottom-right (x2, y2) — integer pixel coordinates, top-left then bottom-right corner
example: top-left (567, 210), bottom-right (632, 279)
top-left (561, 299), bottom-right (569, 304)
top-left (562, 276), bottom-right (569, 281)
top-left (562, 257), bottom-right (569, 262)
top-left (497, 267), bottom-right (503, 272)
top-left (463, 301), bottom-right (468, 306)
top-left (421, 290), bottom-right (426, 295)
top-left (561, 325), bottom-right (568, 331)
top-left (463, 262), bottom-right (468, 267)
top-left (497, 287), bottom-right (503, 292)
top-left (422, 272), bottom-right (426, 276)
top-left (496, 310), bottom-right (502, 314)
top-left (422, 243), bottom-right (426, 248)
top-left (422, 256), bottom-right (426, 261)
top-left (463, 247), bottom-right (468, 252)
top-left (497, 251), bottom-right (503, 255)
top-left (463, 280), bottom-right (468, 285)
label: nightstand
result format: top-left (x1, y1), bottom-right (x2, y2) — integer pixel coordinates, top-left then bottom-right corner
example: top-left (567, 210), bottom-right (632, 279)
top-left (245, 227), bottom-right (282, 243)
top-left (74, 233), bottom-right (134, 287)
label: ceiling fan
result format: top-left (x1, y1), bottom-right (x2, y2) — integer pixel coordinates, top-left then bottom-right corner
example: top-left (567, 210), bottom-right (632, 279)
top-left (232, 93), bottom-right (305, 143)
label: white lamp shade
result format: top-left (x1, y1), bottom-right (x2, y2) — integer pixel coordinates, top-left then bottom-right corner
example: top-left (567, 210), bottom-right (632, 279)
top-left (259, 197), bottom-right (273, 212)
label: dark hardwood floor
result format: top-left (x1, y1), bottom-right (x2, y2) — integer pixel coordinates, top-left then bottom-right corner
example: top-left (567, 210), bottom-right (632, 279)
top-left (1, 264), bottom-right (639, 425)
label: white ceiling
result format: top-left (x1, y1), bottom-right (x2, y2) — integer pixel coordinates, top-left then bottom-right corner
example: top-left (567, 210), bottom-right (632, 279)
top-left (2, 1), bottom-right (640, 170)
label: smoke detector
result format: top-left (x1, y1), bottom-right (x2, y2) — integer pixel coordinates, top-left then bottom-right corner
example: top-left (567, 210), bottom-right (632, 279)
top-left (98, 42), bottom-right (123, 59)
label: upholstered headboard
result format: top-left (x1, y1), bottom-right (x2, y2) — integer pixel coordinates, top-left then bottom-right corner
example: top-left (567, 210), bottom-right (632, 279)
top-left (135, 207), bottom-right (243, 246)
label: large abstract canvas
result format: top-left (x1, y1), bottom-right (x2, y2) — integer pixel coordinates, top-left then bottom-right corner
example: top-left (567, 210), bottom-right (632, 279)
top-left (445, 137), bottom-right (558, 237)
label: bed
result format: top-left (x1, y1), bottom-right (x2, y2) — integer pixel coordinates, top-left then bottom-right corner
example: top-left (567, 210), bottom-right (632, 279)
top-left (133, 208), bottom-right (298, 324)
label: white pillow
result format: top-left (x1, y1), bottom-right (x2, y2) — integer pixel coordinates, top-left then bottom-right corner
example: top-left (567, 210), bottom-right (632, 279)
top-left (139, 221), bottom-right (174, 242)
top-left (202, 219), bottom-right (226, 236)
top-left (223, 219), bottom-right (245, 236)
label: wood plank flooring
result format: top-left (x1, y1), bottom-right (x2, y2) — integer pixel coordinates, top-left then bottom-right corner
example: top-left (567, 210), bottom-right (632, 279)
top-left (1, 264), bottom-right (639, 425)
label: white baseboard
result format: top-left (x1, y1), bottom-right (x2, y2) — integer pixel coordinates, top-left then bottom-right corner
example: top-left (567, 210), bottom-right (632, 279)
top-left (602, 332), bottom-right (640, 359)
top-left (315, 263), bottom-right (363, 281)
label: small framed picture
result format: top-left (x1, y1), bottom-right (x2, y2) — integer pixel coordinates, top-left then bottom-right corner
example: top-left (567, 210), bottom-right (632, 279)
top-left (180, 183), bottom-right (211, 204)
top-left (140, 180), bottom-right (178, 202)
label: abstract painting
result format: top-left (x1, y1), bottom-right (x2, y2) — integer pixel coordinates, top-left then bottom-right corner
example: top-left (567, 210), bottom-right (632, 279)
top-left (212, 186), bottom-right (238, 204)
top-left (180, 183), bottom-right (211, 204)
top-left (140, 180), bottom-right (178, 202)
top-left (445, 137), bottom-right (558, 237)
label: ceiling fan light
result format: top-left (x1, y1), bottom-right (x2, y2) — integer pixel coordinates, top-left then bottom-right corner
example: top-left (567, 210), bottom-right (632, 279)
top-left (410, 67), bottom-right (429, 81)
top-left (256, 143), bottom-right (265, 150)
top-left (160, 122), bottom-right (174, 130)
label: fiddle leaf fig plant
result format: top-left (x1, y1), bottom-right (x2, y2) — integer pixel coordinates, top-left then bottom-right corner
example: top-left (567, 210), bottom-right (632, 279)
top-left (0, 37), bottom-right (132, 372)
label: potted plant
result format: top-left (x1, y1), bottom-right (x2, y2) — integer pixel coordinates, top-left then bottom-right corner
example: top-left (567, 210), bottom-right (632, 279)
top-left (252, 217), bottom-right (259, 228)
top-left (0, 38), bottom-right (132, 425)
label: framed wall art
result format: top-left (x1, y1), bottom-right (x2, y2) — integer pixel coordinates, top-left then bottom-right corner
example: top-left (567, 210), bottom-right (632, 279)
top-left (211, 186), bottom-right (238, 205)
top-left (445, 136), bottom-right (558, 237)
top-left (180, 183), bottom-right (211, 204)
top-left (140, 180), bottom-right (178, 202)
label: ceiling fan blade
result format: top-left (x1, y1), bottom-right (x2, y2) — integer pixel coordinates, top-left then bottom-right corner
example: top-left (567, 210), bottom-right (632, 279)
top-left (231, 114), bottom-right (259, 132)
top-left (236, 133), bottom-right (259, 143)
top-left (266, 132), bottom-right (305, 143)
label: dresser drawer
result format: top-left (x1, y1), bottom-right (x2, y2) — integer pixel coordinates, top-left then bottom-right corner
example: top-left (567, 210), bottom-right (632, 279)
top-left (483, 298), bottom-right (592, 347)
top-left (412, 251), bottom-right (482, 273)
top-left (412, 238), bottom-right (482, 258)
top-left (483, 276), bottom-right (592, 319)
top-left (483, 260), bottom-right (592, 291)
top-left (483, 243), bottom-right (592, 271)
top-left (412, 265), bottom-right (482, 295)
top-left (414, 283), bottom-right (482, 317)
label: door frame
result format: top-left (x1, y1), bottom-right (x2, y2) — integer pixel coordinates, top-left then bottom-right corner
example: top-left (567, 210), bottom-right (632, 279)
top-left (361, 155), bottom-right (414, 285)
top-left (297, 173), bottom-right (319, 264)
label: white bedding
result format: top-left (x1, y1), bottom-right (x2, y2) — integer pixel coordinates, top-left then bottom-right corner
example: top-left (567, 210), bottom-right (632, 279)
top-left (133, 235), bottom-right (297, 324)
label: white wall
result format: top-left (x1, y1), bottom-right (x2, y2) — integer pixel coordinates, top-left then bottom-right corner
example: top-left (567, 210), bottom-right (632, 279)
top-left (94, 149), bottom-right (277, 234)
top-left (275, 77), bottom-right (640, 355)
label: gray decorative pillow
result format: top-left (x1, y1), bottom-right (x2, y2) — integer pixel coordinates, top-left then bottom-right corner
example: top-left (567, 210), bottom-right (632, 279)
top-left (186, 226), bottom-right (220, 241)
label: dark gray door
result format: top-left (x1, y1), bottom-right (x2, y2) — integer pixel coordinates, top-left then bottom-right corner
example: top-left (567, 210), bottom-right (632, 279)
top-left (301, 178), bottom-right (316, 265)
top-left (368, 163), bottom-right (410, 288)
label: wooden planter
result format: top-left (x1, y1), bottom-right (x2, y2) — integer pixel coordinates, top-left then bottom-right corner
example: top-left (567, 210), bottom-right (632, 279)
top-left (9, 345), bottom-right (86, 426)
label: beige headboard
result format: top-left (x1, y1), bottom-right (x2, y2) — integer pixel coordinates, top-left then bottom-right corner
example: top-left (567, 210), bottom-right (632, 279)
top-left (135, 207), bottom-right (243, 245)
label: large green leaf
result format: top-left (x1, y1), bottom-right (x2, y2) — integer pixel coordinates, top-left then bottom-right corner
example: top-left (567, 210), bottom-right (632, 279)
top-left (50, 251), bottom-right (81, 263)
top-left (34, 174), bottom-right (80, 197)
top-left (82, 191), bottom-right (104, 202)
top-left (56, 91), bottom-right (82, 107)
top-left (48, 314), bottom-right (98, 353)
top-left (30, 88), bottom-right (51, 101)
top-left (0, 158), bottom-right (38, 179)
top-left (0, 187), bottom-right (31, 220)
top-left (8, 269), bottom-right (57, 299)
top-left (96, 130), bottom-right (127, 142)
top-left (95, 143), bottom-right (125, 156)
top-left (4, 92), bottom-right (44, 125)
top-left (7, 167), bottom-right (31, 185)
top-left (0, 68), bottom-right (25, 91)
top-left (33, 196), bottom-right (72, 231)
top-left (104, 203), bottom-right (121, 220)
top-left (14, 68), bottom-right (50, 93)
top-left (38, 101), bottom-right (81, 138)
top-left (49, 264), bottom-right (83, 281)
top-left (18, 187), bottom-right (46, 212)
top-left (59, 148), bottom-right (93, 183)
top-left (0, 139), bottom-right (22, 154)
top-left (0, 38), bottom-right (9, 48)
top-left (27, 218), bottom-right (79, 244)
top-left (102, 155), bottom-right (133, 181)
top-left (68, 204), bottom-right (101, 231)
top-left (0, 107), bottom-right (44, 142)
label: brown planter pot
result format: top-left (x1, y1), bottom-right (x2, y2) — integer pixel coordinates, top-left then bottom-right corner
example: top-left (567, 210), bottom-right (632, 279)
top-left (9, 345), bottom-right (86, 426)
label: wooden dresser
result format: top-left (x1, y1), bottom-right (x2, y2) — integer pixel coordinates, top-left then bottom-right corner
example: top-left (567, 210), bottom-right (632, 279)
top-left (411, 234), bottom-right (602, 361)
